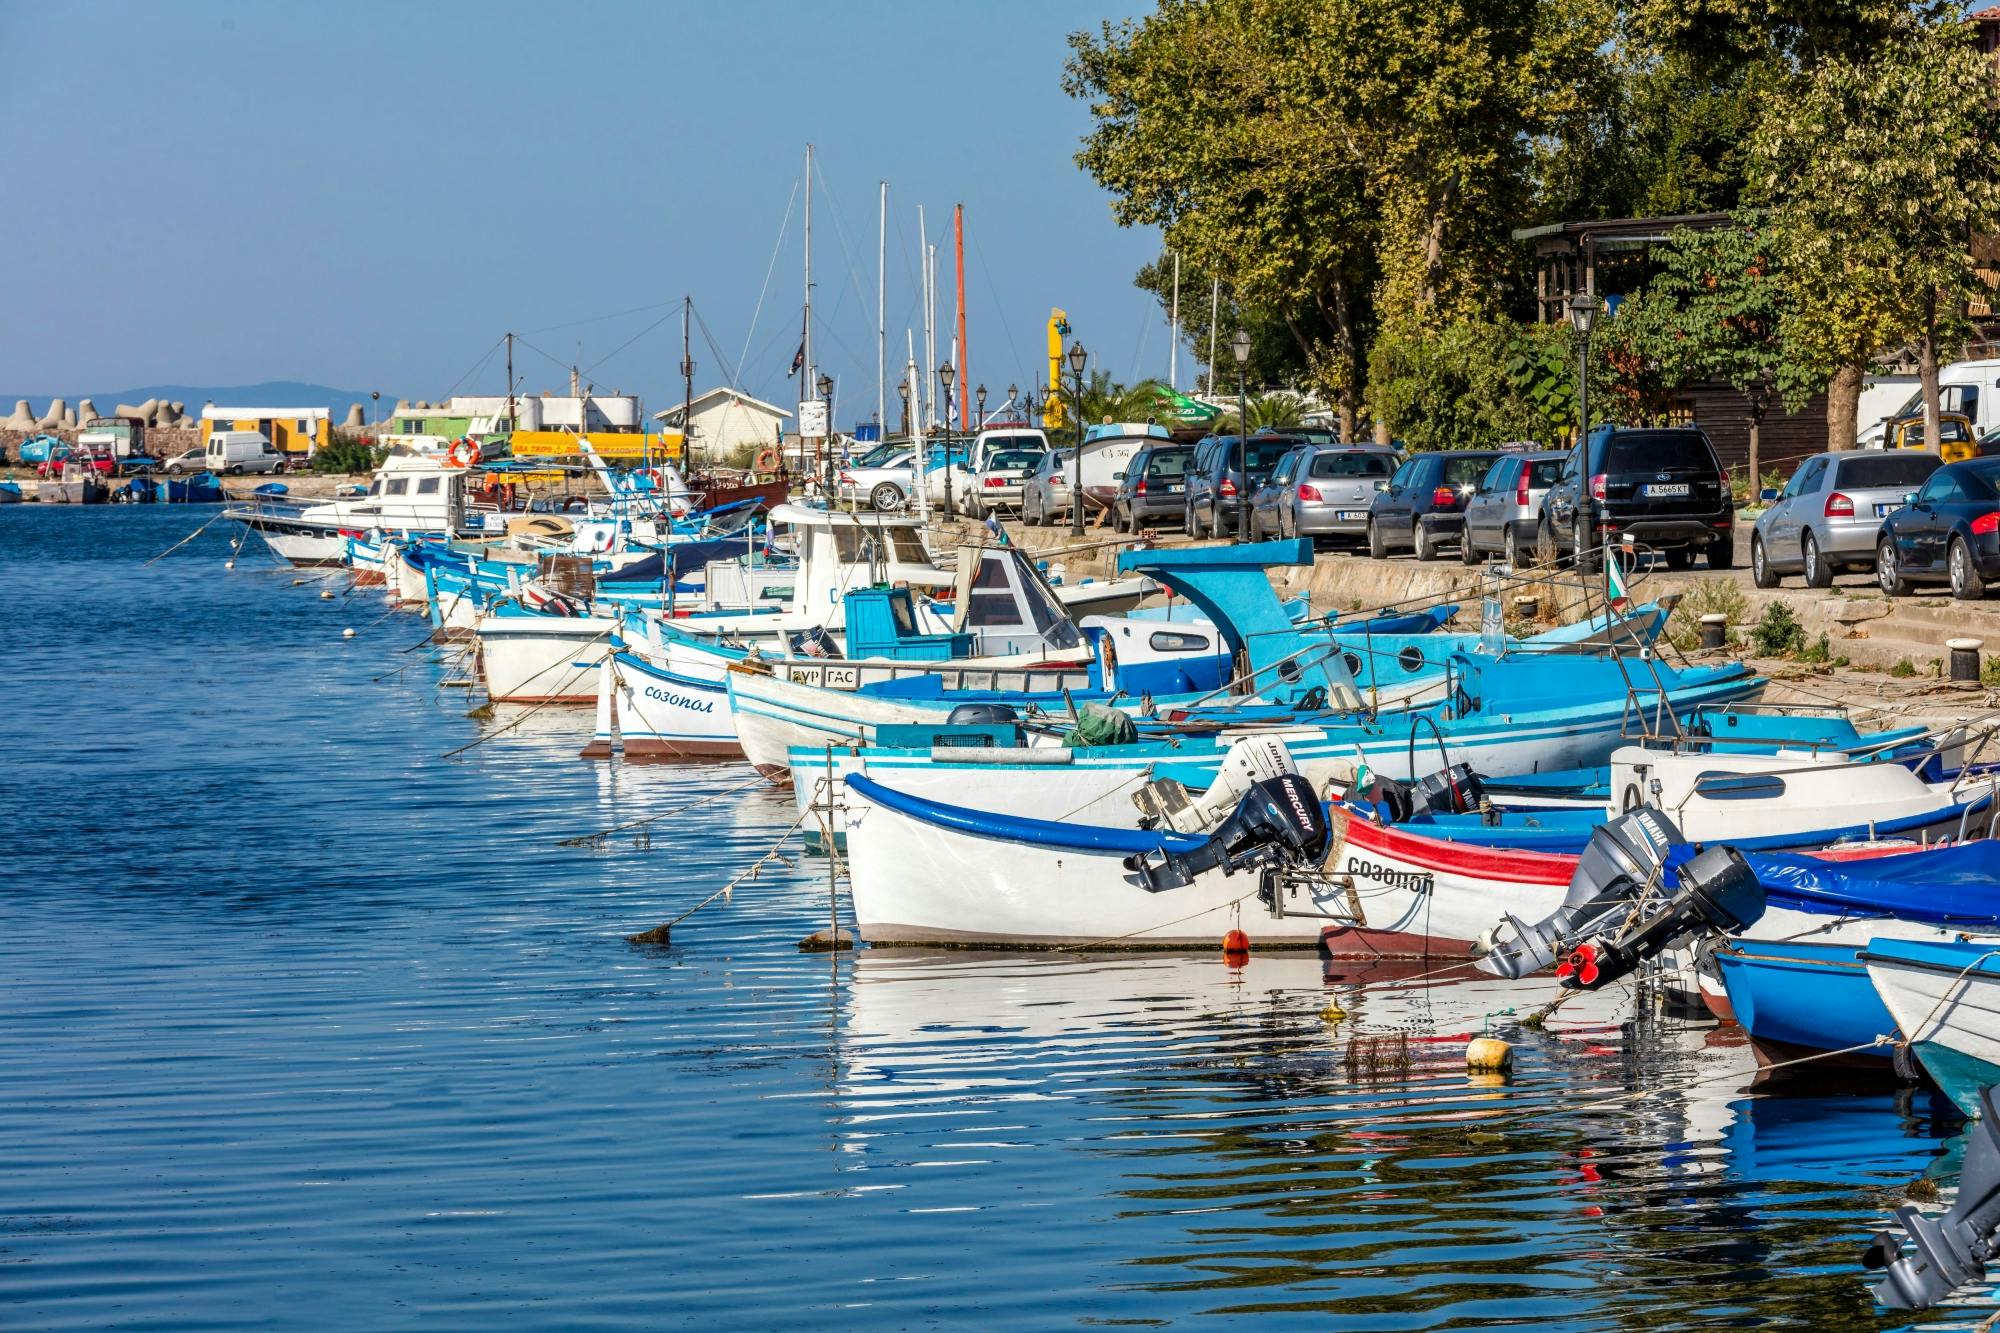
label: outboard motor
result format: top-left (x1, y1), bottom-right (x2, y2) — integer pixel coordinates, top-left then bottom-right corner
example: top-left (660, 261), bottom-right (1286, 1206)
top-left (788, 626), bottom-right (838, 659)
top-left (1125, 774), bottom-right (1331, 893)
top-left (945, 703), bottom-right (1019, 727)
top-left (1862, 1084), bottom-right (2000, 1309)
top-left (1411, 762), bottom-right (1486, 817)
top-left (1133, 736), bottom-right (1299, 835)
top-left (1474, 806), bottom-right (1764, 989)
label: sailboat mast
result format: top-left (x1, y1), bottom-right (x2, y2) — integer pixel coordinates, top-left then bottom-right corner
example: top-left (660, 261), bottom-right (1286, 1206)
top-left (877, 182), bottom-right (887, 445)
top-left (1208, 278), bottom-right (1219, 393)
top-left (954, 203), bottom-right (968, 432)
top-left (803, 143), bottom-right (817, 481)
top-left (680, 296), bottom-right (694, 474)
top-left (1169, 253), bottom-right (1180, 390)
top-left (918, 205), bottom-right (932, 429)
top-left (505, 331), bottom-right (515, 432)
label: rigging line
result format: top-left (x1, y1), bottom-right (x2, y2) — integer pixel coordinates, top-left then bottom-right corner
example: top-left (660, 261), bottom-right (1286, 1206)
top-left (442, 336), bottom-right (506, 399)
top-left (525, 296), bottom-right (686, 336)
top-left (808, 154), bottom-right (876, 343)
top-left (690, 303), bottom-right (741, 389)
top-left (739, 176), bottom-right (801, 382)
top-left (583, 306), bottom-right (681, 381)
top-left (974, 243), bottom-right (1029, 394)
top-left (510, 333), bottom-right (580, 377)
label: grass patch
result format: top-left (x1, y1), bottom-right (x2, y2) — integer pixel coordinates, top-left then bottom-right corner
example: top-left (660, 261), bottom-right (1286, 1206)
top-left (1665, 578), bottom-right (1749, 653)
top-left (1890, 657), bottom-right (1918, 678)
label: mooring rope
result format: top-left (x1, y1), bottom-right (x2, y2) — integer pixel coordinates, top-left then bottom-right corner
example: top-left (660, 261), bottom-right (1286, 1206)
top-left (142, 508), bottom-right (230, 566)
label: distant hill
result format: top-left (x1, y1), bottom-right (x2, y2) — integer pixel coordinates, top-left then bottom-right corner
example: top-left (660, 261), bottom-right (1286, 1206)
top-left (1, 382), bottom-right (396, 421)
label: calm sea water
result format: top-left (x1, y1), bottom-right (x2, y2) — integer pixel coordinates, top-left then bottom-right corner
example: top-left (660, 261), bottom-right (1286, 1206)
top-left (1, 505), bottom-right (1992, 1330)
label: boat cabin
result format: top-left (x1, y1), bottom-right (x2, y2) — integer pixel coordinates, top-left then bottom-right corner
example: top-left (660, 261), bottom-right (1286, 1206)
top-left (301, 453), bottom-right (472, 535)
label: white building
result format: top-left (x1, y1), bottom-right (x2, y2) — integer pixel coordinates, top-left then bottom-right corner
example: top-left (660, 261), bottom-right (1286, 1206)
top-left (654, 388), bottom-right (791, 461)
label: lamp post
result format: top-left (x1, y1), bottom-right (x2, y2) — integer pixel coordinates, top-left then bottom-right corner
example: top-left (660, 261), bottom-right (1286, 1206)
top-left (1230, 328), bottom-right (1251, 543)
top-left (1006, 382), bottom-right (1018, 424)
top-left (1566, 289), bottom-right (1599, 568)
top-left (937, 360), bottom-right (956, 515)
top-left (817, 372), bottom-right (834, 500)
top-left (369, 390), bottom-right (379, 435)
top-left (897, 380), bottom-right (910, 438)
top-left (976, 383), bottom-right (987, 431)
top-left (1067, 340), bottom-right (1088, 536)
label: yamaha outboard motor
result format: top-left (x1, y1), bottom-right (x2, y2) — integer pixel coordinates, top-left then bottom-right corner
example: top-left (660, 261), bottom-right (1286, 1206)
top-left (1411, 762), bottom-right (1485, 817)
top-left (1125, 774), bottom-right (1331, 893)
top-left (1863, 1084), bottom-right (2000, 1309)
top-left (1475, 806), bottom-right (1764, 989)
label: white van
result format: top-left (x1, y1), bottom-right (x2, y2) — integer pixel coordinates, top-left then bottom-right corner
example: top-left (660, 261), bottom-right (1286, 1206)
top-left (1859, 359), bottom-right (2000, 446)
top-left (206, 430), bottom-right (284, 475)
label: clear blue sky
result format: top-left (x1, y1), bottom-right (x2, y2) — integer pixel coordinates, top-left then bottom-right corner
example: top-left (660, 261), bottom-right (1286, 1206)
top-left (0, 0), bottom-right (1186, 425)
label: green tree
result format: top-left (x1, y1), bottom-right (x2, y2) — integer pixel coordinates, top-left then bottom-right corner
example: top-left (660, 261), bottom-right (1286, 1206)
top-left (1061, 372), bottom-right (1174, 443)
top-left (1132, 256), bottom-right (1315, 392)
top-left (1614, 211), bottom-right (1812, 479)
top-left (1213, 391), bottom-right (1311, 434)
top-left (1753, 14), bottom-right (2000, 449)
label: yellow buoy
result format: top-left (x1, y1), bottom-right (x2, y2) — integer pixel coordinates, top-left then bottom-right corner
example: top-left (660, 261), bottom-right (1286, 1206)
top-left (1319, 1002), bottom-right (1347, 1024)
top-left (1465, 1036), bottom-right (1514, 1073)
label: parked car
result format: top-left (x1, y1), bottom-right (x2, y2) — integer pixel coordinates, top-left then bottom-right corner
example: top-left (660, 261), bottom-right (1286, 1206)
top-left (1183, 433), bottom-right (1306, 539)
top-left (1365, 450), bottom-right (1500, 561)
top-left (1539, 426), bottom-right (1734, 571)
top-left (836, 446), bottom-right (916, 511)
top-left (1248, 445), bottom-right (1399, 544)
top-left (1460, 449), bottom-right (1568, 565)
top-left (1111, 443), bottom-right (1195, 532)
top-left (963, 447), bottom-right (1044, 519)
top-left (204, 430), bottom-right (284, 476)
top-left (1753, 449), bottom-right (1941, 588)
top-left (1021, 448), bottom-right (1074, 526)
top-left (1875, 456), bottom-right (2000, 599)
top-left (162, 448), bottom-right (208, 474)
top-left (1886, 412), bottom-right (1978, 463)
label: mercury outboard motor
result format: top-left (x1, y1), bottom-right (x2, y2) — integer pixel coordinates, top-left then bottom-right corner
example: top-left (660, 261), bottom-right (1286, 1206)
top-left (1474, 806), bottom-right (1764, 989)
top-left (1125, 774), bottom-right (1331, 893)
top-left (1863, 1084), bottom-right (2000, 1309)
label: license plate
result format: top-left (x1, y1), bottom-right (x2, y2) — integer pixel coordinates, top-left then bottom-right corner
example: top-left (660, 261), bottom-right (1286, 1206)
top-left (1644, 483), bottom-right (1690, 497)
top-left (1164, 483), bottom-right (1183, 493)
top-left (1875, 503), bottom-right (1893, 517)
top-left (1337, 510), bottom-right (1368, 520)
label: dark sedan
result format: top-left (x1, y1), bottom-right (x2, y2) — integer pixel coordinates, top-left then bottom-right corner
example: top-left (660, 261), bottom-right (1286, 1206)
top-left (1876, 456), bottom-right (2000, 599)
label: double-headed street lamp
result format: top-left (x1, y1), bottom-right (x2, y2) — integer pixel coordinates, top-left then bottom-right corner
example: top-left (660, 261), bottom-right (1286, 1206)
top-left (1566, 289), bottom-right (1599, 567)
top-left (1068, 340), bottom-right (1088, 536)
top-left (1230, 328), bottom-right (1252, 543)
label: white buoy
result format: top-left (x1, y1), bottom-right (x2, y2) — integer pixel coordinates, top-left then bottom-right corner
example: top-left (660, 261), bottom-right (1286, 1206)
top-left (291, 578), bottom-right (305, 586)
top-left (319, 589), bottom-right (335, 600)
top-left (342, 628), bottom-right (356, 639)
top-left (224, 560), bottom-right (235, 569)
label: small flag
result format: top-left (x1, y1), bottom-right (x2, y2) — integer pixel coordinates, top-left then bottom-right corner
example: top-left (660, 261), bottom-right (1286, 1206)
top-left (1606, 552), bottom-right (1631, 612)
top-left (788, 339), bottom-right (805, 377)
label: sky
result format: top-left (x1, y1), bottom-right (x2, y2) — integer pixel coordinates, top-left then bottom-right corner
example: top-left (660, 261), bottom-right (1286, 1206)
top-left (0, 0), bottom-right (1183, 427)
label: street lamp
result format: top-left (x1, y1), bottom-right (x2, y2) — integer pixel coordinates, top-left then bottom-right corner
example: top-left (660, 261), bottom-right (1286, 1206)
top-left (817, 372), bottom-right (834, 499)
top-left (937, 360), bottom-right (957, 515)
top-left (1006, 382), bottom-right (1018, 423)
top-left (897, 379), bottom-right (910, 438)
top-left (1067, 340), bottom-right (1088, 536)
top-left (1566, 289), bottom-right (1599, 568)
top-left (1230, 328), bottom-right (1252, 543)
top-left (369, 390), bottom-right (380, 433)
top-left (976, 383), bottom-right (987, 430)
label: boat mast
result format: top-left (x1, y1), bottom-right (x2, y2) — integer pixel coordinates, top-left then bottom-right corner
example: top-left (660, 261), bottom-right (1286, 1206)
top-left (803, 143), bottom-right (816, 481)
top-left (680, 295), bottom-right (694, 474)
top-left (954, 203), bottom-right (968, 431)
top-left (909, 333), bottom-right (929, 525)
top-left (505, 332), bottom-right (516, 432)
top-left (1169, 252), bottom-right (1180, 390)
top-left (877, 182), bottom-right (887, 446)
top-left (1208, 278), bottom-right (1219, 394)
top-left (919, 205), bottom-right (933, 429)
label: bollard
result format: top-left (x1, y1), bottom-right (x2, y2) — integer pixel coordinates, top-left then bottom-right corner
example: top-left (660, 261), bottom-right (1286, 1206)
top-left (1948, 637), bottom-right (1983, 683)
top-left (1700, 613), bottom-right (1728, 651)
top-left (1512, 593), bottom-right (1539, 620)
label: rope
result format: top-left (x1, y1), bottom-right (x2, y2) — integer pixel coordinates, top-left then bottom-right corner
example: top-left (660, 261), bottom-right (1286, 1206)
top-left (638, 803), bottom-right (813, 936)
top-left (1054, 885), bottom-right (1264, 953)
top-left (142, 508), bottom-right (230, 566)
top-left (438, 629), bottom-right (611, 759)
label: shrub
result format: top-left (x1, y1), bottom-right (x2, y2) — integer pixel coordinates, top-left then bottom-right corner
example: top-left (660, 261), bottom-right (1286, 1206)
top-left (313, 433), bottom-right (385, 474)
top-left (1889, 657), bottom-right (1918, 678)
top-left (1749, 601), bottom-right (1808, 657)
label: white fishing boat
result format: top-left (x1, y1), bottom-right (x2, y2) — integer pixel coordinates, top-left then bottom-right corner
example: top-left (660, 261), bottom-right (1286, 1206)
top-left (1863, 940), bottom-right (2000, 1115)
top-left (225, 453), bottom-right (489, 565)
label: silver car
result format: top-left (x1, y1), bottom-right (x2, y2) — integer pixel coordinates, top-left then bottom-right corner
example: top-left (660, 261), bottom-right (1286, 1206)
top-left (1020, 448), bottom-right (1074, 526)
top-left (1753, 449), bottom-right (1942, 587)
top-left (964, 447), bottom-right (1044, 519)
top-left (1461, 449), bottom-right (1567, 565)
top-left (1247, 444), bottom-right (1399, 544)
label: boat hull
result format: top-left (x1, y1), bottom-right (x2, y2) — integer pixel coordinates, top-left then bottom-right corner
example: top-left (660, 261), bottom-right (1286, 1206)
top-left (1864, 941), bottom-right (2000, 1115)
top-left (476, 615), bottom-right (613, 703)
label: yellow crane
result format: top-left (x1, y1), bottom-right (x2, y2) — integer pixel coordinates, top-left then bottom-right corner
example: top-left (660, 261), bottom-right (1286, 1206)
top-left (1044, 309), bottom-right (1071, 431)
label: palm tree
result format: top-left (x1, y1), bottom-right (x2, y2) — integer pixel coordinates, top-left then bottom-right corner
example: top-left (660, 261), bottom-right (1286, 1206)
top-left (1213, 390), bottom-right (1309, 435)
top-left (1064, 374), bottom-right (1174, 443)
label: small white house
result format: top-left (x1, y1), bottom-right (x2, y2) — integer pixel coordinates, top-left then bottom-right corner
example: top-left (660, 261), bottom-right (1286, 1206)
top-left (654, 388), bottom-right (791, 461)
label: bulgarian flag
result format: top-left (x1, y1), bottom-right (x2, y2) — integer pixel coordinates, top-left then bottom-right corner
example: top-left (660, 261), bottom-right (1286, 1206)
top-left (1606, 553), bottom-right (1632, 612)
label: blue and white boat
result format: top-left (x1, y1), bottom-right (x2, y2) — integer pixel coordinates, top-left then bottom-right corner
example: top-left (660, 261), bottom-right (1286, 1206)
top-left (1864, 938), bottom-right (2000, 1115)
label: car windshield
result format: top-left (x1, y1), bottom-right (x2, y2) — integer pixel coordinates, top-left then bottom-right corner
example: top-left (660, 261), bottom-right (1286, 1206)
top-left (855, 443), bottom-right (903, 467)
top-left (1603, 432), bottom-right (1715, 472)
top-left (1244, 439), bottom-right (1296, 473)
top-left (1837, 454), bottom-right (1940, 488)
top-left (982, 435), bottom-right (1042, 452)
top-left (1307, 452), bottom-right (1392, 479)
top-left (987, 450), bottom-right (1040, 471)
top-left (1144, 450), bottom-right (1192, 478)
top-left (1442, 455), bottom-right (1496, 487)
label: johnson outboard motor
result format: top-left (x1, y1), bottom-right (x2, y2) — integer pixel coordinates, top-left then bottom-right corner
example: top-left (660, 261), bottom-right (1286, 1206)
top-left (1352, 762), bottom-right (1487, 824)
top-left (1862, 1084), bottom-right (2000, 1309)
top-left (1474, 806), bottom-right (1764, 990)
top-left (1125, 774), bottom-right (1331, 893)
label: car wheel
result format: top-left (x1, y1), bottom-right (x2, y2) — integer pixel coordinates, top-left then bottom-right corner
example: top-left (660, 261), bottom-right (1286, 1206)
top-left (1366, 518), bottom-right (1388, 560)
top-left (1802, 531), bottom-right (1832, 588)
top-left (1751, 536), bottom-right (1780, 588)
top-left (1951, 536), bottom-right (1987, 600)
top-left (1573, 518), bottom-right (1600, 574)
top-left (1114, 505), bottom-right (1130, 534)
top-left (1665, 546), bottom-right (1695, 571)
top-left (1413, 521), bottom-right (1437, 562)
top-left (1510, 527), bottom-right (1535, 568)
top-left (1706, 538), bottom-right (1736, 571)
top-left (870, 482), bottom-right (903, 512)
top-left (1459, 528), bottom-right (1481, 565)
top-left (1878, 537), bottom-right (1909, 596)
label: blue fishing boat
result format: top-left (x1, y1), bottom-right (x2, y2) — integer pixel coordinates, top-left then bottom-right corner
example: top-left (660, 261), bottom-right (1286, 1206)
top-left (1713, 941), bottom-right (1901, 1064)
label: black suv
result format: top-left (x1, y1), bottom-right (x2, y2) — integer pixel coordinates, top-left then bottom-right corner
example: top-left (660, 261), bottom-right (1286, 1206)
top-left (1183, 432), bottom-right (1305, 540)
top-left (1365, 450), bottom-right (1500, 561)
top-left (1539, 426), bottom-right (1734, 571)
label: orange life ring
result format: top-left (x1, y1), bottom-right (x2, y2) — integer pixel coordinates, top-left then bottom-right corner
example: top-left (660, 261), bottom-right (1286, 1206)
top-left (754, 447), bottom-right (780, 473)
top-left (639, 467), bottom-right (665, 491)
top-left (447, 439), bottom-right (480, 468)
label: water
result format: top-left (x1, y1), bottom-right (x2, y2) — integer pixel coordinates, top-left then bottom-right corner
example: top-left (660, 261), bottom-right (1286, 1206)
top-left (1, 505), bottom-right (1992, 1329)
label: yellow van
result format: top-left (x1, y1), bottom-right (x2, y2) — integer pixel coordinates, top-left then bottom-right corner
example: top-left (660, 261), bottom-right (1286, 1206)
top-left (1886, 412), bottom-right (1978, 462)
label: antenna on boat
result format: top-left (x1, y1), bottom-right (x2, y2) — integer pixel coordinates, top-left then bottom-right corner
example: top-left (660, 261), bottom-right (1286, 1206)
top-left (680, 296), bottom-right (695, 477)
top-left (505, 332), bottom-right (516, 434)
